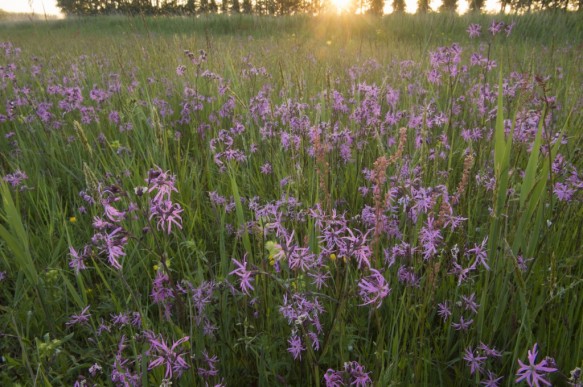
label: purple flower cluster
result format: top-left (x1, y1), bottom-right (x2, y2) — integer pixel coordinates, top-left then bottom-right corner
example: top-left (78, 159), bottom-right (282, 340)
top-left (462, 343), bottom-right (503, 385)
top-left (324, 361), bottom-right (372, 386)
top-left (437, 290), bottom-right (481, 332)
top-left (3, 170), bottom-right (29, 190)
top-left (147, 166), bottom-right (183, 234)
top-left (67, 167), bottom-right (182, 273)
top-left (1, 17), bottom-right (579, 385)
top-left (145, 332), bottom-right (190, 380)
top-left (280, 292), bottom-right (325, 359)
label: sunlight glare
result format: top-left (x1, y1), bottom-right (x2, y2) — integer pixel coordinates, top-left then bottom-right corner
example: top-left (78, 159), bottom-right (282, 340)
top-left (1, 0), bottom-right (62, 16)
top-left (331, 0), bottom-right (353, 12)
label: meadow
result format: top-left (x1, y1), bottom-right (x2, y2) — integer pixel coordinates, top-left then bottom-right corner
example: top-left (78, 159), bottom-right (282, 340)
top-left (0, 12), bottom-right (582, 386)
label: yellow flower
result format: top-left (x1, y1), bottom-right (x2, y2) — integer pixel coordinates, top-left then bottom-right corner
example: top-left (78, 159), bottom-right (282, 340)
top-left (69, 216), bottom-right (77, 223)
top-left (265, 241), bottom-right (283, 265)
top-left (153, 264), bottom-right (159, 272)
top-left (329, 253), bottom-right (337, 261)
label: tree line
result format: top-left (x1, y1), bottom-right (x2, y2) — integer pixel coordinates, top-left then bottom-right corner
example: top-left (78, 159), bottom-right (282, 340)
top-left (56, 0), bottom-right (582, 16)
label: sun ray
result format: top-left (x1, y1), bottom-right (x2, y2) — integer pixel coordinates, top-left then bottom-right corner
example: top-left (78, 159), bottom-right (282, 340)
top-left (330, 0), bottom-right (353, 13)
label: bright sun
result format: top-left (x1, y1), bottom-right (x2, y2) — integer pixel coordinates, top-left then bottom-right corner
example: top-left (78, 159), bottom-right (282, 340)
top-left (331, 0), bottom-right (352, 12)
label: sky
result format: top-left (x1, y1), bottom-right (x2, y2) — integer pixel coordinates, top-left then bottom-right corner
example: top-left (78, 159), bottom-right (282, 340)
top-left (1, 0), bottom-right (500, 16)
top-left (1, 0), bottom-right (63, 15)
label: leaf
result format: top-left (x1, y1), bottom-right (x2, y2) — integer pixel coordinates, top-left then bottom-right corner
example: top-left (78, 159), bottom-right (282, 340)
top-left (520, 114), bottom-right (544, 208)
top-left (0, 183), bottom-right (38, 286)
top-left (493, 70), bottom-right (506, 176)
top-left (229, 166), bottom-right (253, 258)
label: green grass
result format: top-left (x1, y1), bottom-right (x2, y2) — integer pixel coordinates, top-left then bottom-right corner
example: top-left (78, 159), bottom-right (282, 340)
top-left (0, 12), bottom-right (582, 386)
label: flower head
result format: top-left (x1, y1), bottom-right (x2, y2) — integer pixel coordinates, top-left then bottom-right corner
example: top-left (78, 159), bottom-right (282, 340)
top-left (467, 24), bottom-right (482, 38)
top-left (515, 343), bottom-right (557, 386)
top-left (344, 361), bottom-right (372, 386)
top-left (437, 301), bottom-right (452, 321)
top-left (489, 21), bottom-right (505, 36)
top-left (287, 334), bottom-right (305, 360)
top-left (3, 170), bottom-right (28, 188)
top-left (66, 306), bottom-right (91, 327)
top-left (482, 370), bottom-right (503, 387)
top-left (68, 246), bottom-right (87, 275)
top-left (229, 255), bottom-right (255, 295)
top-left (324, 368), bottom-right (345, 387)
top-left (147, 166), bottom-right (179, 202)
top-left (147, 333), bottom-right (190, 380)
top-left (463, 346), bottom-right (486, 375)
top-left (357, 269), bottom-right (390, 309)
top-left (149, 200), bottom-right (183, 234)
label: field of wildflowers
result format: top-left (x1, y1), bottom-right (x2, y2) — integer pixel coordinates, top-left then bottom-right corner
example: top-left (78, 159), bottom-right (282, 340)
top-left (0, 13), bottom-right (582, 386)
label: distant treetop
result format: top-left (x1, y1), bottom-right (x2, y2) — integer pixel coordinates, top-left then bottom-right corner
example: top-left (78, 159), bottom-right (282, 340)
top-left (55, 0), bottom-right (582, 16)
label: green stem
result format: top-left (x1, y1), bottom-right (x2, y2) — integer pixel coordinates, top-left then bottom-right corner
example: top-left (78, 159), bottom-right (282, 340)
top-left (318, 260), bottom-right (349, 362)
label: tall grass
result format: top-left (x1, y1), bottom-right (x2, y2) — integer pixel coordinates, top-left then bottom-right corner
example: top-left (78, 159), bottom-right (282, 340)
top-left (0, 13), bottom-right (582, 386)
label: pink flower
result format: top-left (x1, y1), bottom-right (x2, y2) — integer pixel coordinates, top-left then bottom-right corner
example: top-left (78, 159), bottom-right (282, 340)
top-left (463, 347), bottom-right (486, 375)
top-left (66, 306), bottom-right (91, 327)
top-left (467, 24), bottom-right (481, 38)
top-left (229, 255), bottom-right (254, 295)
top-left (68, 246), bottom-right (87, 275)
top-left (147, 333), bottom-right (190, 380)
top-left (515, 343), bottom-right (557, 386)
top-left (287, 334), bottom-right (305, 360)
top-left (149, 200), bottom-right (183, 234)
top-left (489, 21), bottom-right (505, 36)
top-left (358, 269), bottom-right (390, 309)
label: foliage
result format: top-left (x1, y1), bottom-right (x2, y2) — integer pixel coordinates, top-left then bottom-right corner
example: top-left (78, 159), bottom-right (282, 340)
top-left (393, 0), bottom-right (406, 12)
top-left (53, 0), bottom-right (583, 16)
top-left (440, 0), bottom-right (458, 12)
top-left (368, 0), bottom-right (385, 15)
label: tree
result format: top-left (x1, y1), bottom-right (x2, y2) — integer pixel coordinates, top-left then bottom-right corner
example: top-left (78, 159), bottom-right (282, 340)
top-left (242, 0), bottom-right (253, 13)
top-left (393, 0), bottom-right (405, 12)
top-left (267, 0), bottom-right (277, 14)
top-left (417, 0), bottom-right (429, 12)
top-left (440, 0), bottom-right (457, 12)
top-left (509, 0), bottom-right (532, 11)
top-left (254, 0), bottom-right (266, 14)
top-left (311, 0), bottom-right (322, 13)
top-left (347, 0), bottom-right (359, 13)
top-left (369, 0), bottom-right (384, 14)
top-left (276, 0), bottom-right (303, 14)
top-left (186, 0), bottom-right (196, 14)
top-left (56, 0), bottom-right (80, 14)
top-left (468, 0), bottom-right (485, 11)
top-left (231, 0), bottom-right (240, 12)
